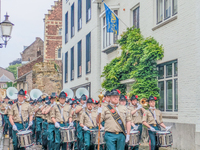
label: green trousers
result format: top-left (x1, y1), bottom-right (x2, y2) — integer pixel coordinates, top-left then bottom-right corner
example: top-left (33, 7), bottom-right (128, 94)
top-left (54, 123), bottom-right (69, 150)
top-left (148, 125), bottom-right (160, 150)
top-left (12, 122), bottom-right (28, 150)
top-left (73, 121), bottom-right (84, 150)
top-left (104, 132), bottom-right (125, 150)
top-left (42, 120), bottom-right (48, 149)
top-left (8, 118), bottom-right (12, 138)
top-left (47, 123), bottom-right (55, 150)
top-left (3, 115), bottom-right (8, 134)
top-left (30, 119), bottom-right (36, 139)
top-left (36, 117), bottom-right (43, 144)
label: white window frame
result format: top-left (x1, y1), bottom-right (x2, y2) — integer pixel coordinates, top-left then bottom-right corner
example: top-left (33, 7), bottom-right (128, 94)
top-left (158, 60), bottom-right (178, 112)
top-left (157, 0), bottom-right (177, 24)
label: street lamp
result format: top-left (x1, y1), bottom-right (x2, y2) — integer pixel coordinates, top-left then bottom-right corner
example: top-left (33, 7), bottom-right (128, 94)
top-left (0, 13), bottom-right (14, 48)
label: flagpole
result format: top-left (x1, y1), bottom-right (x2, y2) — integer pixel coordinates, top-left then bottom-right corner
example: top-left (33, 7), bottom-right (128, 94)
top-left (104, 2), bottom-right (128, 28)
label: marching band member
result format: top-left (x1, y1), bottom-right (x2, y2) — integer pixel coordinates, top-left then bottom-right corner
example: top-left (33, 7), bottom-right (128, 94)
top-left (8, 89), bottom-right (33, 150)
top-left (119, 95), bottom-right (127, 106)
top-left (30, 100), bottom-right (36, 140)
top-left (142, 96), bottom-right (171, 150)
top-left (7, 100), bottom-right (13, 139)
top-left (34, 96), bottom-right (44, 145)
top-left (41, 96), bottom-right (51, 150)
top-left (1, 95), bottom-right (9, 135)
top-left (80, 98), bottom-right (98, 150)
top-left (45, 93), bottom-right (57, 150)
top-left (102, 91), bottom-right (110, 107)
top-left (97, 89), bottom-right (131, 150)
top-left (75, 94), bottom-right (87, 150)
top-left (51, 91), bottom-right (73, 150)
top-left (129, 95), bottom-right (145, 150)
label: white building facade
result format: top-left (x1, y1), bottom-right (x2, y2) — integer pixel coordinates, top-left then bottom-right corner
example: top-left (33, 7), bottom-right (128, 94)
top-left (63, 0), bottom-right (200, 149)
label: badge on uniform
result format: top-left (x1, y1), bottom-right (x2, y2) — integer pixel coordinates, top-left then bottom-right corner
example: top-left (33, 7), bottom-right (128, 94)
top-left (110, 109), bottom-right (115, 113)
top-left (117, 119), bottom-right (122, 124)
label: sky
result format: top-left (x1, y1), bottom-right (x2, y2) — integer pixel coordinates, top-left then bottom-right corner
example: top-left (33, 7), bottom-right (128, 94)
top-left (0, 0), bottom-right (55, 68)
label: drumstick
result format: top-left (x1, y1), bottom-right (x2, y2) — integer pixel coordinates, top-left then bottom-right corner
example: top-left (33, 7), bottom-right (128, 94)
top-left (97, 93), bottom-right (104, 150)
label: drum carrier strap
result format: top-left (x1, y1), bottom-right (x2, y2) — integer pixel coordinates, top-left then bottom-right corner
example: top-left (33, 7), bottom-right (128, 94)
top-left (106, 104), bottom-right (126, 136)
top-left (149, 109), bottom-right (161, 130)
top-left (85, 112), bottom-right (95, 127)
top-left (16, 103), bottom-right (25, 129)
top-left (57, 105), bottom-right (67, 125)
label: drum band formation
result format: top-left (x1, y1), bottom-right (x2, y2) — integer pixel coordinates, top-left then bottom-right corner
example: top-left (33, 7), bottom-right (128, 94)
top-left (0, 87), bottom-right (173, 150)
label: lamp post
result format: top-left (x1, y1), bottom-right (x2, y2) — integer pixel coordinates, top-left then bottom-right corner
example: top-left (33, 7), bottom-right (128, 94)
top-left (0, 13), bottom-right (14, 48)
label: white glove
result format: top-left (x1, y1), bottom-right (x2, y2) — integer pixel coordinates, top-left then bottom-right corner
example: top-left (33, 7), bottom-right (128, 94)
top-left (133, 125), bottom-right (138, 130)
top-left (69, 122), bottom-right (74, 127)
top-left (98, 107), bottom-right (102, 114)
top-left (8, 106), bottom-right (11, 109)
top-left (51, 103), bottom-right (55, 107)
top-left (55, 122), bottom-right (60, 128)
top-left (5, 106), bottom-right (8, 110)
top-left (125, 134), bottom-right (130, 143)
top-left (29, 121), bottom-right (33, 126)
top-left (82, 103), bottom-right (86, 108)
top-left (83, 126), bottom-right (89, 131)
top-left (100, 127), bottom-right (104, 131)
top-left (165, 126), bottom-right (172, 131)
top-left (150, 127), bottom-right (156, 132)
top-left (12, 124), bottom-right (18, 131)
top-left (136, 104), bottom-right (142, 110)
top-left (39, 105), bottom-right (43, 109)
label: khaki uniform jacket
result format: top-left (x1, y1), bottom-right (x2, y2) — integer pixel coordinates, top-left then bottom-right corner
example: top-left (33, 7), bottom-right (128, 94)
top-left (75, 104), bottom-right (85, 121)
top-left (42, 105), bottom-right (50, 120)
top-left (129, 106), bottom-right (143, 124)
top-left (35, 103), bottom-right (44, 118)
top-left (101, 104), bottom-right (131, 133)
top-left (7, 106), bottom-right (12, 117)
top-left (8, 102), bottom-right (33, 123)
top-left (51, 104), bottom-right (72, 123)
top-left (142, 109), bottom-right (163, 125)
top-left (72, 107), bottom-right (79, 121)
top-left (1, 103), bottom-right (9, 114)
top-left (80, 109), bottom-right (98, 128)
top-left (47, 106), bottom-right (54, 123)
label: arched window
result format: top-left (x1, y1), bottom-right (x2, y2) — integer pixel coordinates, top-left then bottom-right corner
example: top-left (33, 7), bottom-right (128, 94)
top-left (58, 48), bottom-right (62, 58)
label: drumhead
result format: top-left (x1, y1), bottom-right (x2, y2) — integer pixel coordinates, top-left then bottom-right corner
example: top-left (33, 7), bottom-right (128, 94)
top-left (130, 130), bottom-right (139, 134)
top-left (91, 129), bottom-right (104, 132)
top-left (17, 130), bottom-right (32, 135)
top-left (157, 131), bottom-right (170, 134)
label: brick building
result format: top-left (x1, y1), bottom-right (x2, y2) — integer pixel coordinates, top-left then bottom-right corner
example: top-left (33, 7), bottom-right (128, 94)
top-left (16, 0), bottom-right (63, 94)
top-left (0, 67), bottom-right (15, 89)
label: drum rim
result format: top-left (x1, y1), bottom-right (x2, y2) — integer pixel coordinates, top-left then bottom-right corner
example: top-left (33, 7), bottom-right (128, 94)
top-left (17, 130), bottom-right (32, 135)
top-left (156, 131), bottom-right (171, 134)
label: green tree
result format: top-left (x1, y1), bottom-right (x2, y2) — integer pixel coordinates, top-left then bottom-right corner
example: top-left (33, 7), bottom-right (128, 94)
top-left (6, 64), bottom-right (21, 79)
top-left (101, 27), bottom-right (164, 99)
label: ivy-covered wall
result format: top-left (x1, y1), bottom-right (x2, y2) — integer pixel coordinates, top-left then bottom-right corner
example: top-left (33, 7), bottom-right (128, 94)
top-left (101, 27), bottom-right (164, 99)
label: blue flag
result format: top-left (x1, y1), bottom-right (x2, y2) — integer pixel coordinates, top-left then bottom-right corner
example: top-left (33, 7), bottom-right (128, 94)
top-left (104, 3), bottom-right (119, 35)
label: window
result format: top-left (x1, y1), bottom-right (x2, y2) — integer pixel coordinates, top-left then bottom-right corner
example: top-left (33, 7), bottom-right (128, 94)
top-left (65, 12), bottom-right (68, 43)
top-left (65, 52), bottom-right (68, 83)
top-left (58, 28), bottom-right (62, 35)
top-left (77, 40), bottom-right (82, 77)
top-left (157, 0), bottom-right (177, 24)
top-left (133, 6), bottom-right (140, 28)
top-left (172, 0), bottom-right (177, 15)
top-left (102, 10), bottom-right (118, 49)
top-left (86, 0), bottom-right (91, 22)
top-left (57, 48), bottom-right (61, 58)
top-left (158, 60), bottom-right (178, 112)
top-left (71, 3), bottom-right (75, 38)
top-left (78, 0), bottom-right (82, 30)
top-left (71, 47), bottom-right (74, 80)
top-left (86, 32), bottom-right (91, 74)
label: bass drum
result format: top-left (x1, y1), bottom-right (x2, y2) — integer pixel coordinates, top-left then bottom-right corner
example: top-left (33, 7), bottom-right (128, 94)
top-left (156, 131), bottom-right (173, 147)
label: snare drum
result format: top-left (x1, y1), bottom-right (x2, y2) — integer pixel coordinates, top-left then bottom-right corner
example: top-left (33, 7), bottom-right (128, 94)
top-left (17, 130), bottom-right (33, 147)
top-left (129, 130), bottom-right (140, 146)
top-left (90, 129), bottom-right (105, 145)
top-left (60, 126), bottom-right (77, 143)
top-left (156, 131), bottom-right (173, 147)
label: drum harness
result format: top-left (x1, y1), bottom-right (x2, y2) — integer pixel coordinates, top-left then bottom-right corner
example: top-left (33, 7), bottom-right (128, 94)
top-left (149, 109), bottom-right (161, 130)
top-left (85, 111), bottom-right (95, 128)
top-left (57, 105), bottom-right (67, 126)
top-left (16, 103), bottom-right (25, 129)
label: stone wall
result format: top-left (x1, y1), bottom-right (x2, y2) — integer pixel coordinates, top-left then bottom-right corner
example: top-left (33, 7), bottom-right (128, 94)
top-left (32, 62), bottom-right (62, 95)
top-left (18, 55), bottom-right (43, 78)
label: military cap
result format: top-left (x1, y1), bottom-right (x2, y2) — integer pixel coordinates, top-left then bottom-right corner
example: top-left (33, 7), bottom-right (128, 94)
top-left (87, 98), bottom-right (93, 103)
top-left (37, 96), bottom-right (43, 102)
top-left (4, 95), bottom-right (10, 100)
top-left (130, 95), bottom-right (138, 101)
top-left (45, 96), bottom-right (50, 101)
top-left (81, 94), bottom-right (87, 101)
top-left (120, 95), bottom-right (127, 101)
top-left (8, 101), bottom-right (13, 105)
top-left (104, 91), bottom-right (111, 97)
top-left (146, 96), bottom-right (158, 102)
top-left (110, 89), bottom-right (120, 96)
top-left (59, 91), bottom-right (67, 99)
top-left (17, 89), bottom-right (25, 96)
top-left (50, 92), bottom-right (57, 99)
